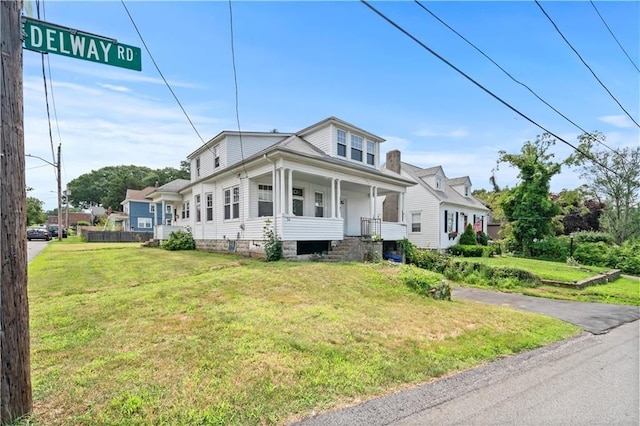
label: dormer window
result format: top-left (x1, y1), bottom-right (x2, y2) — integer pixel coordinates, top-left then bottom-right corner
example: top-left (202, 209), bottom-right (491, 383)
top-left (351, 134), bottom-right (363, 162)
top-left (214, 146), bottom-right (220, 168)
top-left (436, 177), bottom-right (442, 190)
top-left (464, 186), bottom-right (470, 197)
top-left (195, 157), bottom-right (201, 178)
top-left (366, 140), bottom-right (375, 166)
top-left (337, 129), bottom-right (347, 157)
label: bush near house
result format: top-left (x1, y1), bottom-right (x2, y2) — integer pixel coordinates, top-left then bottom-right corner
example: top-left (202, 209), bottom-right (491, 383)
top-left (162, 230), bottom-right (196, 251)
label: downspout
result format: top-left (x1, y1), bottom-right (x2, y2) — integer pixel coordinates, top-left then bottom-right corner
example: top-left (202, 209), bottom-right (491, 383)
top-left (263, 154), bottom-right (278, 237)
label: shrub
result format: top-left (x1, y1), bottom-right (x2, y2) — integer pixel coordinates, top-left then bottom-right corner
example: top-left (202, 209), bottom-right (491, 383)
top-left (76, 221), bottom-right (91, 227)
top-left (476, 231), bottom-right (489, 246)
top-left (530, 236), bottom-right (569, 262)
top-left (263, 220), bottom-right (282, 262)
top-left (448, 244), bottom-right (484, 257)
top-left (573, 241), bottom-right (610, 266)
top-left (398, 266), bottom-right (451, 300)
top-left (574, 231), bottom-right (614, 244)
top-left (608, 238), bottom-right (640, 275)
top-left (163, 230), bottom-right (196, 251)
top-left (459, 224), bottom-right (477, 245)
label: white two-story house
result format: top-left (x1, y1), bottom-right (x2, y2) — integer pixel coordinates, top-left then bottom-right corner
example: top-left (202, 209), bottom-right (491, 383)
top-left (148, 117), bottom-right (415, 259)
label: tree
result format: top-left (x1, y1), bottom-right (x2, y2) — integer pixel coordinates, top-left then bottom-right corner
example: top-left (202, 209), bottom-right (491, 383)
top-left (26, 196), bottom-right (46, 225)
top-left (498, 133), bottom-right (562, 256)
top-left (67, 164), bottom-right (189, 209)
top-left (567, 132), bottom-right (640, 244)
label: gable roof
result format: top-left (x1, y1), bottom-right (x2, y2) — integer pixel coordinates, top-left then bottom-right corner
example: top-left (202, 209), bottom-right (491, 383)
top-left (155, 179), bottom-right (191, 193)
top-left (401, 162), bottom-right (488, 211)
top-left (296, 116), bottom-right (385, 143)
top-left (447, 176), bottom-right (471, 187)
top-left (122, 186), bottom-right (157, 204)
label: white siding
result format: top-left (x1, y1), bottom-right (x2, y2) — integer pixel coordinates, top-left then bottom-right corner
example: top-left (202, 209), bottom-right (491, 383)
top-left (281, 217), bottom-right (343, 241)
top-left (303, 125), bottom-right (332, 154)
top-left (404, 169), bottom-right (440, 249)
top-left (225, 135), bottom-right (283, 167)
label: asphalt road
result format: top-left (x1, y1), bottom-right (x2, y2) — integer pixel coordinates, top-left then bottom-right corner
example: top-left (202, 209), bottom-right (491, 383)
top-left (297, 287), bottom-right (640, 426)
top-left (27, 240), bottom-right (49, 263)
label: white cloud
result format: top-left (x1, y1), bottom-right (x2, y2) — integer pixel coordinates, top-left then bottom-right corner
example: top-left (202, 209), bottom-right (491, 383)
top-left (99, 83), bottom-right (131, 93)
top-left (598, 115), bottom-right (634, 129)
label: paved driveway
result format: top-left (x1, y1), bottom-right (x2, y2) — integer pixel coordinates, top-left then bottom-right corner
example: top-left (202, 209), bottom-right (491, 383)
top-left (453, 286), bottom-right (640, 334)
top-left (28, 240), bottom-right (49, 263)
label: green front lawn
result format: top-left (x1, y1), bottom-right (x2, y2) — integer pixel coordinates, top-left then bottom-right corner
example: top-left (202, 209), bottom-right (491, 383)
top-left (27, 243), bottom-right (579, 425)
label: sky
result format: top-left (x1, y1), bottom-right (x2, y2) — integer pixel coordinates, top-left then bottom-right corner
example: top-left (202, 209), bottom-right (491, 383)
top-left (22, 0), bottom-right (640, 211)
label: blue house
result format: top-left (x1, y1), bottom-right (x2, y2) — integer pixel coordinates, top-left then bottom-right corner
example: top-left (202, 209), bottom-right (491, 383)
top-left (120, 186), bottom-right (171, 232)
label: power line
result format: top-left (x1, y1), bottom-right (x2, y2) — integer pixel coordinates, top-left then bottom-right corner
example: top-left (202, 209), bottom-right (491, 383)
top-left (359, 1), bottom-right (621, 178)
top-left (120, 0), bottom-right (210, 152)
top-left (589, 1), bottom-right (640, 74)
top-left (413, 0), bottom-right (624, 160)
top-left (227, 0), bottom-right (248, 178)
top-left (535, 0), bottom-right (639, 128)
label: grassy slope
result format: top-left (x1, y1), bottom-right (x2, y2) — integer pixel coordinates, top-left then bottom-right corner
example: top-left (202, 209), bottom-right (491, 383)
top-left (453, 256), bottom-right (639, 305)
top-left (29, 242), bottom-right (579, 425)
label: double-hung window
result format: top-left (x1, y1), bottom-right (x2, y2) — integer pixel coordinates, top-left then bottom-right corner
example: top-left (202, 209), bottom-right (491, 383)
top-left (195, 195), bottom-right (202, 222)
top-left (214, 146), bottom-right (220, 168)
top-left (224, 186), bottom-right (240, 220)
top-left (138, 217), bottom-right (152, 229)
top-left (337, 129), bottom-right (347, 157)
top-left (258, 184), bottom-right (273, 217)
top-left (206, 193), bottom-right (213, 221)
top-left (314, 192), bottom-right (324, 218)
top-left (195, 157), bottom-right (201, 178)
top-left (351, 134), bottom-right (363, 162)
top-left (149, 203), bottom-right (155, 213)
top-left (411, 213), bottom-right (421, 232)
top-left (182, 201), bottom-right (190, 219)
top-left (366, 140), bottom-right (375, 166)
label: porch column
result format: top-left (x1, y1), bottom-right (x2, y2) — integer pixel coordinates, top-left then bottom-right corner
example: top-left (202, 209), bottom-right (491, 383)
top-left (287, 168), bottom-right (293, 216)
top-left (279, 168), bottom-right (285, 216)
top-left (399, 192), bottom-right (405, 223)
top-left (331, 178), bottom-right (336, 218)
top-left (369, 186), bottom-right (375, 218)
top-left (337, 179), bottom-right (342, 219)
top-left (271, 166), bottom-right (278, 215)
top-left (373, 186), bottom-right (378, 217)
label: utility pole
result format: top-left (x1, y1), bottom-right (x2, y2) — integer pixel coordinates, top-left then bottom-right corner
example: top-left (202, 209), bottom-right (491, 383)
top-left (1, 0), bottom-right (33, 422)
top-left (56, 144), bottom-right (62, 241)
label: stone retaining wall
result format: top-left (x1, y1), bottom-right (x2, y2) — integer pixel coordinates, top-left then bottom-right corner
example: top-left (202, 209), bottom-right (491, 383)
top-left (541, 269), bottom-right (622, 289)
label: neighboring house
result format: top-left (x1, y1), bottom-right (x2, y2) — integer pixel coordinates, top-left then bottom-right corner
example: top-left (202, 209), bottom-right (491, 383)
top-left (120, 187), bottom-right (166, 232)
top-left (47, 212), bottom-right (92, 228)
top-left (382, 161), bottom-right (489, 250)
top-left (147, 117), bottom-right (415, 259)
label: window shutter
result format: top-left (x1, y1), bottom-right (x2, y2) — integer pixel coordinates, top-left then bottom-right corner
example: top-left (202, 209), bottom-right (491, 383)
top-left (444, 210), bottom-right (448, 232)
top-left (455, 212), bottom-right (459, 232)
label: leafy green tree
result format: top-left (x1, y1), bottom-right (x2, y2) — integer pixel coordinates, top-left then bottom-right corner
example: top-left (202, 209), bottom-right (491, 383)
top-left (26, 196), bottom-right (47, 225)
top-left (459, 224), bottom-right (477, 245)
top-left (498, 133), bottom-right (561, 256)
top-left (67, 165), bottom-right (189, 209)
top-left (567, 132), bottom-right (640, 244)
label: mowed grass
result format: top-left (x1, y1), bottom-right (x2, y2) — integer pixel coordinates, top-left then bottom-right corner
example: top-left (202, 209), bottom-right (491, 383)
top-left (28, 242), bottom-right (579, 425)
top-left (458, 256), bottom-right (607, 282)
top-left (453, 256), bottom-right (639, 305)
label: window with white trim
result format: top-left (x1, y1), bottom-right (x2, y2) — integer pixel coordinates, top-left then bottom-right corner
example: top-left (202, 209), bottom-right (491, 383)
top-left (149, 203), bottom-right (155, 213)
top-left (138, 217), bottom-right (152, 229)
top-left (411, 213), bottom-right (421, 232)
top-left (351, 134), bottom-right (363, 162)
top-left (314, 191), bottom-right (324, 218)
top-left (292, 187), bottom-right (303, 216)
top-left (182, 201), bottom-right (190, 219)
top-left (214, 146), bottom-right (220, 168)
top-left (165, 204), bottom-right (172, 214)
top-left (258, 184), bottom-right (273, 217)
top-left (195, 195), bottom-right (201, 222)
top-left (195, 157), bottom-right (201, 178)
top-left (436, 177), bottom-right (442, 190)
top-left (206, 193), bottom-right (213, 221)
top-left (366, 140), bottom-right (375, 166)
top-left (224, 186), bottom-right (240, 220)
top-left (464, 186), bottom-right (470, 197)
top-left (337, 129), bottom-right (347, 157)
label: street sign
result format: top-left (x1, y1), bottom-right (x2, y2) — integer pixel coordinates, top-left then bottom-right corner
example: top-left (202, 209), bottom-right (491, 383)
top-left (23, 17), bottom-right (142, 71)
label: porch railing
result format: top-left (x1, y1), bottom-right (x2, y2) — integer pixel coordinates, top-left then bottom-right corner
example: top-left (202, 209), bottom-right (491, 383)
top-left (360, 217), bottom-right (381, 238)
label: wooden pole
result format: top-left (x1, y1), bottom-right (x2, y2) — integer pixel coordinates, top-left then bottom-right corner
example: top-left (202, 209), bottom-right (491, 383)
top-left (0, 0), bottom-right (33, 421)
top-left (57, 144), bottom-right (62, 241)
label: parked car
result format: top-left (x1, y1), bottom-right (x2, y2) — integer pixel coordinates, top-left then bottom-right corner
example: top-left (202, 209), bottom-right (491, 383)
top-left (47, 225), bottom-right (68, 238)
top-left (27, 226), bottom-right (51, 241)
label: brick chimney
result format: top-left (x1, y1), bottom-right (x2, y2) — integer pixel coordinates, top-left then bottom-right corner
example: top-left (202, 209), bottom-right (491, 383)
top-left (383, 150), bottom-right (401, 222)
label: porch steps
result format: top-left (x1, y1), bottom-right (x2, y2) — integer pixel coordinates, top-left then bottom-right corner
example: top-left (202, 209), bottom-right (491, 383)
top-left (319, 237), bottom-right (364, 262)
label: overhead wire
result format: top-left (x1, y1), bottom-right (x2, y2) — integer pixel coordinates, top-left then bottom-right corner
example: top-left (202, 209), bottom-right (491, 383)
top-left (589, 0), bottom-right (640, 74)
top-left (228, 0), bottom-right (248, 179)
top-left (359, 0), bottom-right (621, 178)
top-left (120, 0), bottom-right (212, 156)
top-left (413, 0), bottom-right (625, 161)
top-left (534, 0), bottom-right (639, 128)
